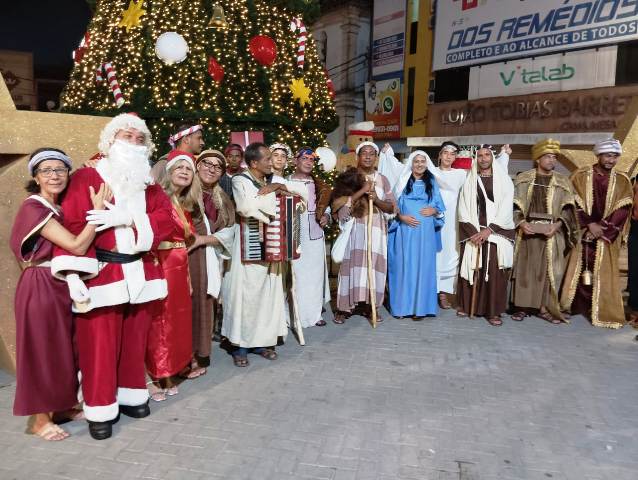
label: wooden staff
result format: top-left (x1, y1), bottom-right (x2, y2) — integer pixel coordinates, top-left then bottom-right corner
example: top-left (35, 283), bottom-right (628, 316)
top-left (289, 264), bottom-right (306, 345)
top-left (366, 195), bottom-right (377, 328)
top-left (469, 244), bottom-right (481, 318)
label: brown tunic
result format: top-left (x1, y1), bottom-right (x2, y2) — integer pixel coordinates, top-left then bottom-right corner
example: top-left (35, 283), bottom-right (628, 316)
top-left (457, 177), bottom-right (515, 318)
top-left (511, 172), bottom-right (577, 316)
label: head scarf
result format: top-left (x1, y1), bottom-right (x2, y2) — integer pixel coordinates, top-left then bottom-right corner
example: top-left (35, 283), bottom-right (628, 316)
top-left (269, 143), bottom-right (293, 158)
top-left (28, 150), bottom-right (72, 176)
top-left (224, 143), bottom-right (243, 156)
top-left (168, 124), bottom-right (203, 149)
top-left (392, 150), bottom-right (430, 200)
top-left (593, 138), bottom-right (622, 156)
top-left (355, 141), bottom-right (379, 155)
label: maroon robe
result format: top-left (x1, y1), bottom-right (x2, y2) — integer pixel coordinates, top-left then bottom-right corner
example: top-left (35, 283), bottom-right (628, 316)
top-left (571, 167), bottom-right (630, 316)
top-left (10, 196), bottom-right (78, 415)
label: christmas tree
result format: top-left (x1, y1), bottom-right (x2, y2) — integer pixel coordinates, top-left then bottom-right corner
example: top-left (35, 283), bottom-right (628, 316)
top-left (62, 0), bottom-right (337, 157)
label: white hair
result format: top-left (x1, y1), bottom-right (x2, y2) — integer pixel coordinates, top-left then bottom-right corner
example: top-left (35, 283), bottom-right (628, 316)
top-left (98, 113), bottom-right (155, 155)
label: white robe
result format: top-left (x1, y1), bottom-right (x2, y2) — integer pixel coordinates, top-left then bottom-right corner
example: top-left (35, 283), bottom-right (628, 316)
top-left (380, 147), bottom-right (510, 294)
top-left (220, 173), bottom-right (307, 347)
top-left (288, 178), bottom-right (331, 327)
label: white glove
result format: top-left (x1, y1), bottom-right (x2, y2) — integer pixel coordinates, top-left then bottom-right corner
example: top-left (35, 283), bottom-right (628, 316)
top-left (86, 201), bottom-right (133, 232)
top-left (66, 273), bottom-right (89, 304)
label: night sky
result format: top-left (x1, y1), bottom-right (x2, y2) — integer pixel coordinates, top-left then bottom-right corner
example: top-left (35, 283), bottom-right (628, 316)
top-left (1, 0), bottom-right (91, 78)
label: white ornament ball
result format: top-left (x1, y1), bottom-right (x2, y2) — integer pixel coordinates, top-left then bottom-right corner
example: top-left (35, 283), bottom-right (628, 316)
top-left (155, 32), bottom-right (189, 65)
top-left (316, 147), bottom-right (337, 172)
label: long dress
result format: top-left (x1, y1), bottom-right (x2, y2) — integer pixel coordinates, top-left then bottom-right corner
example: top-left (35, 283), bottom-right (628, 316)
top-left (146, 206), bottom-right (192, 379)
top-left (9, 196), bottom-right (78, 416)
top-left (289, 179), bottom-right (331, 327)
top-left (388, 180), bottom-right (446, 317)
top-left (336, 173), bottom-right (396, 313)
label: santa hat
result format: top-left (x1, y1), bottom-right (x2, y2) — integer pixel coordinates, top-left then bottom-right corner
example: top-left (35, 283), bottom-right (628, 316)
top-left (348, 121), bottom-right (375, 136)
top-left (593, 138), bottom-right (622, 156)
top-left (166, 150), bottom-right (195, 172)
top-left (98, 112), bottom-right (154, 155)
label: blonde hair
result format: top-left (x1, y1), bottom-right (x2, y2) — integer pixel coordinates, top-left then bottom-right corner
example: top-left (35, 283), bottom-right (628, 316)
top-left (161, 160), bottom-right (203, 217)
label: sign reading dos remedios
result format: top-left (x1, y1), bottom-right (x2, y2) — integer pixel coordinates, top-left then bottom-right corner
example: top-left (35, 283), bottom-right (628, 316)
top-left (469, 46), bottom-right (617, 99)
top-left (433, 0), bottom-right (638, 71)
top-left (427, 85), bottom-right (638, 137)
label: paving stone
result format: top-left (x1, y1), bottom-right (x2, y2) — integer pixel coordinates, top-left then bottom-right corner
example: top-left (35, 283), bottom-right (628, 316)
top-left (1, 311), bottom-right (637, 479)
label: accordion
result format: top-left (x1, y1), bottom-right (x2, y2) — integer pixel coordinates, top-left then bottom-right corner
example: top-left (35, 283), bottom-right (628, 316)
top-left (241, 194), bottom-right (303, 262)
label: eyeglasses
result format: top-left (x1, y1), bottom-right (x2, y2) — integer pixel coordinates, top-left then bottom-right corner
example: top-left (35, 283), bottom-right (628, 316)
top-left (36, 167), bottom-right (70, 177)
top-left (199, 160), bottom-right (223, 171)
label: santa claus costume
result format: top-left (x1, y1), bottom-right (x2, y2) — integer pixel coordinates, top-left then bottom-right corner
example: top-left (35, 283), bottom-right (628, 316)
top-left (51, 113), bottom-right (174, 440)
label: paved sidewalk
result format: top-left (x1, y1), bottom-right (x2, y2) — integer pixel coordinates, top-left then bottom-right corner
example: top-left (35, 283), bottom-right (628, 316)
top-left (1, 309), bottom-right (637, 480)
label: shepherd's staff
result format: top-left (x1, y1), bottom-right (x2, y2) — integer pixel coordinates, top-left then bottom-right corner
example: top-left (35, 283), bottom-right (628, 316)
top-left (469, 243), bottom-right (481, 319)
top-left (366, 194), bottom-right (377, 328)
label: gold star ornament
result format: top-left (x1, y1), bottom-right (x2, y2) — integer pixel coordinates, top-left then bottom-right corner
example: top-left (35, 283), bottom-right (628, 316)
top-left (289, 77), bottom-right (312, 107)
top-left (119, 0), bottom-right (146, 32)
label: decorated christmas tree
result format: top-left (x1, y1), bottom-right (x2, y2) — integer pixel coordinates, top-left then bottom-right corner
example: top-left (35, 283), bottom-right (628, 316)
top-left (62, 0), bottom-right (337, 157)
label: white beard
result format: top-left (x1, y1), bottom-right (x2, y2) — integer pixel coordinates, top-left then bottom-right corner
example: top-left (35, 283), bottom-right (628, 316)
top-left (101, 140), bottom-right (153, 198)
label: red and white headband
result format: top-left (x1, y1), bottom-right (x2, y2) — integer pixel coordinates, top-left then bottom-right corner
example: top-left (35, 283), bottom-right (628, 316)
top-left (168, 124), bottom-right (203, 149)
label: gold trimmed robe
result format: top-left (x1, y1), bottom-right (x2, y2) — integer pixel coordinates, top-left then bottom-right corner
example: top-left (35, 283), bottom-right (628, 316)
top-left (560, 166), bottom-right (632, 328)
top-left (512, 170), bottom-right (578, 319)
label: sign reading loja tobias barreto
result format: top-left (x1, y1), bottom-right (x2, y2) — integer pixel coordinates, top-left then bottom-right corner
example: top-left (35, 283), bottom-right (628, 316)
top-left (432, 0), bottom-right (638, 71)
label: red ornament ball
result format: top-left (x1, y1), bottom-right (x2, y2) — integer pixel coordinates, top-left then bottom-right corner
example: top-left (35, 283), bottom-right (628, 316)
top-left (207, 57), bottom-right (224, 83)
top-left (248, 35), bottom-right (277, 66)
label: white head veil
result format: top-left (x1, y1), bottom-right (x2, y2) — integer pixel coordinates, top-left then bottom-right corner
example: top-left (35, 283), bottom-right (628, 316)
top-left (392, 150), bottom-right (430, 200)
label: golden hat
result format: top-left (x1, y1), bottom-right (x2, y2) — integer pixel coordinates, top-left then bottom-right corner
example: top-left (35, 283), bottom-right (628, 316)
top-left (531, 138), bottom-right (561, 161)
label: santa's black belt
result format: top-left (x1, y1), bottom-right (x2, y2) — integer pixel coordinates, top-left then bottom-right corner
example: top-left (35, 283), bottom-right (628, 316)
top-left (96, 248), bottom-right (143, 264)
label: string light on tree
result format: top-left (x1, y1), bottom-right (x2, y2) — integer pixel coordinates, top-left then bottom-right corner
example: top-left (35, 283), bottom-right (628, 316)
top-left (61, 0), bottom-right (336, 154)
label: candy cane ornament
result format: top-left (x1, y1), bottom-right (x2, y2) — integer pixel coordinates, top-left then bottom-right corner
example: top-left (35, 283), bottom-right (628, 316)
top-left (95, 62), bottom-right (125, 108)
top-left (290, 17), bottom-right (306, 70)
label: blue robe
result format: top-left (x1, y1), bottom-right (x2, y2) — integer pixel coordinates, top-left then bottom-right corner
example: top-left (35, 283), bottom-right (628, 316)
top-left (388, 179), bottom-right (445, 317)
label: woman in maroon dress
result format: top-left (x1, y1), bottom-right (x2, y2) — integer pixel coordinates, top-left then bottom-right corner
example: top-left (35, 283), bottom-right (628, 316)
top-left (146, 151), bottom-right (198, 396)
top-left (10, 148), bottom-right (110, 441)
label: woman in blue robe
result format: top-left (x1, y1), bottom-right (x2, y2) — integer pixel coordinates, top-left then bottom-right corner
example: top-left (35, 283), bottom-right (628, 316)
top-left (387, 150), bottom-right (445, 318)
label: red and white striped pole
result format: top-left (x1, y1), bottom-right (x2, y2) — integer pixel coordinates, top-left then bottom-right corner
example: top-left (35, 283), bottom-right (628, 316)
top-left (290, 17), bottom-right (306, 70)
top-left (96, 62), bottom-right (125, 108)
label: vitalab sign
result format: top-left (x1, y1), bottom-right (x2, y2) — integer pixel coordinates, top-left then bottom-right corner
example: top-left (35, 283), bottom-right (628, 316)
top-left (433, 0), bottom-right (638, 70)
top-left (468, 46), bottom-right (617, 99)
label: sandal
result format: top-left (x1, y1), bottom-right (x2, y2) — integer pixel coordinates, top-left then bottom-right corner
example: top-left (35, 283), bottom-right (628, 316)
top-left (232, 355), bottom-right (249, 367)
top-left (258, 349), bottom-right (278, 361)
top-left (456, 310), bottom-right (468, 317)
top-left (438, 293), bottom-right (452, 309)
top-left (511, 311), bottom-right (527, 322)
top-left (165, 385), bottom-right (179, 396)
top-left (486, 317), bottom-right (503, 327)
top-left (333, 313), bottom-right (346, 324)
top-left (52, 407), bottom-right (84, 424)
top-left (628, 311), bottom-right (638, 327)
top-left (31, 422), bottom-right (69, 441)
top-left (537, 311), bottom-right (562, 325)
top-left (315, 319), bottom-right (327, 327)
top-left (146, 381), bottom-right (167, 402)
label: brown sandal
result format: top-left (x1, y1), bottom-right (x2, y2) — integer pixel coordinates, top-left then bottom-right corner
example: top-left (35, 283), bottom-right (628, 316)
top-left (333, 313), bottom-right (346, 324)
top-left (232, 355), bottom-right (249, 367)
top-left (537, 311), bottom-right (562, 324)
top-left (438, 293), bottom-right (452, 309)
top-left (511, 311), bottom-right (527, 322)
top-left (486, 317), bottom-right (503, 327)
top-left (258, 349), bottom-right (277, 360)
